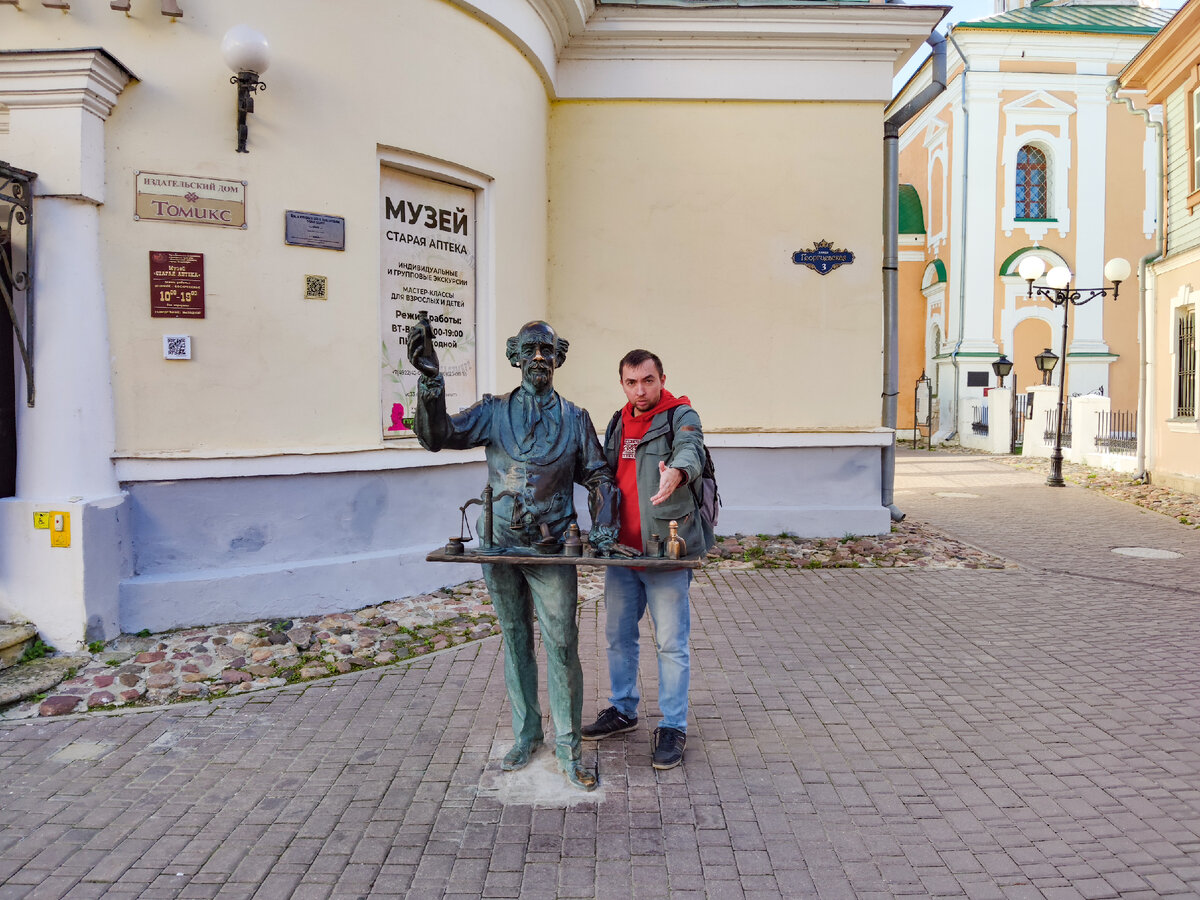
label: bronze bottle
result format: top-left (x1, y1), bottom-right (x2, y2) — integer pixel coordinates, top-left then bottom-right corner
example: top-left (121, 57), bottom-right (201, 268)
top-left (666, 520), bottom-right (687, 560)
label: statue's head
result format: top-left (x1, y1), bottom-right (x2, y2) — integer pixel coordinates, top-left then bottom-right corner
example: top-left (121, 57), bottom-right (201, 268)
top-left (506, 321), bottom-right (568, 393)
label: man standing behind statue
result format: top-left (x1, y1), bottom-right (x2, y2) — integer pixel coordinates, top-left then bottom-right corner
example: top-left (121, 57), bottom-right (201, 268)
top-left (583, 349), bottom-right (714, 770)
top-left (407, 315), bottom-right (634, 791)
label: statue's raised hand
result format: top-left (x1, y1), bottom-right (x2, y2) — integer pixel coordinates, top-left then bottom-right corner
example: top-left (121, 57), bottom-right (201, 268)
top-left (407, 311), bottom-right (440, 378)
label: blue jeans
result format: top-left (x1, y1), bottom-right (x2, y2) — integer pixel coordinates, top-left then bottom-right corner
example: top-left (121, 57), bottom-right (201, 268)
top-left (604, 566), bottom-right (692, 732)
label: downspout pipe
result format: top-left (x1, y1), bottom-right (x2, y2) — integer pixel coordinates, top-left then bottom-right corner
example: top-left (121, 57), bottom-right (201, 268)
top-left (1107, 81), bottom-right (1163, 483)
top-left (946, 30), bottom-right (970, 444)
top-left (882, 30), bottom-right (947, 523)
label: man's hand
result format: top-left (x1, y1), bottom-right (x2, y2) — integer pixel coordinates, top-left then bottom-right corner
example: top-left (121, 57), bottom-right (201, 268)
top-left (406, 312), bottom-right (440, 378)
top-left (650, 461), bottom-right (684, 506)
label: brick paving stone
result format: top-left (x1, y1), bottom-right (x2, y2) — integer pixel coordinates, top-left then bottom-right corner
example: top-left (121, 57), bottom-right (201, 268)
top-left (2, 453), bottom-right (1200, 898)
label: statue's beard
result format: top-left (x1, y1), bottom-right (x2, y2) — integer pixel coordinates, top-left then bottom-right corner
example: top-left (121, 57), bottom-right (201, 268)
top-left (525, 364), bottom-right (553, 390)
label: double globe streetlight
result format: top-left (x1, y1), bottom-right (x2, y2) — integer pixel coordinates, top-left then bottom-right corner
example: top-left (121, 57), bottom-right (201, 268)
top-left (1017, 255), bottom-right (1132, 487)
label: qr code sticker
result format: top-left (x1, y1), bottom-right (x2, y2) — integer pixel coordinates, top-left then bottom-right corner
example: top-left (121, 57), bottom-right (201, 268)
top-left (305, 274), bottom-right (328, 301)
top-left (163, 335), bottom-right (191, 360)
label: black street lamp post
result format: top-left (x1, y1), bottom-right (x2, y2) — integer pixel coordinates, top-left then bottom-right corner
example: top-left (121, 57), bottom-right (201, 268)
top-left (1019, 256), bottom-right (1131, 487)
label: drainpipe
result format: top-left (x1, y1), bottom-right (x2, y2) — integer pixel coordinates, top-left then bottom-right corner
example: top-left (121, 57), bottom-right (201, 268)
top-left (883, 30), bottom-right (947, 522)
top-left (1107, 81), bottom-right (1163, 482)
top-left (946, 31), bottom-right (970, 444)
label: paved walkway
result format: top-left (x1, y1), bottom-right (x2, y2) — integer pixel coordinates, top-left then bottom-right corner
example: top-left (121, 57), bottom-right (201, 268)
top-left (2, 452), bottom-right (1199, 899)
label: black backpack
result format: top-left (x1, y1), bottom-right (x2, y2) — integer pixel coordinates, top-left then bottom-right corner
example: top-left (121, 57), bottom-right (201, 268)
top-left (605, 405), bottom-right (721, 530)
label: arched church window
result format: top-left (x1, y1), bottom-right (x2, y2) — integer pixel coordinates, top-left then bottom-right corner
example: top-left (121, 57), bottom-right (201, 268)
top-left (1016, 145), bottom-right (1049, 220)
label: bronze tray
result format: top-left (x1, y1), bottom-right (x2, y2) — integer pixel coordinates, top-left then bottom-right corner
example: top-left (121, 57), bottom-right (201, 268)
top-left (425, 550), bottom-right (704, 569)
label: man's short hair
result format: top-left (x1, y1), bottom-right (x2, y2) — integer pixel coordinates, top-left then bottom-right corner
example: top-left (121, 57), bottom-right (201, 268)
top-left (619, 349), bottom-right (663, 378)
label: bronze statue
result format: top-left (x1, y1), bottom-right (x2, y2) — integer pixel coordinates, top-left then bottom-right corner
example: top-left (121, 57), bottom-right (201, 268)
top-left (407, 314), bottom-right (635, 791)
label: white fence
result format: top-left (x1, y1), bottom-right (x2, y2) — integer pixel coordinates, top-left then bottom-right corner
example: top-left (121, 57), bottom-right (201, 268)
top-left (988, 387), bottom-right (1137, 472)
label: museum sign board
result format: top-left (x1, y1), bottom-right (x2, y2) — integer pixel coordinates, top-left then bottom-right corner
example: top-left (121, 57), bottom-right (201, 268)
top-left (379, 167), bottom-right (477, 438)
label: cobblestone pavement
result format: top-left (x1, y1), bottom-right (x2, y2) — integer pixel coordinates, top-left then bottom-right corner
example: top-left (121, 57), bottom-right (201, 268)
top-left (1, 452), bottom-right (1199, 899)
top-left (5, 529), bottom-right (1006, 721)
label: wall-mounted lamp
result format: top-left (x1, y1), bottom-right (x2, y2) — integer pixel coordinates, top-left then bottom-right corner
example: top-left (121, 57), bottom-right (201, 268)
top-left (221, 25), bottom-right (270, 154)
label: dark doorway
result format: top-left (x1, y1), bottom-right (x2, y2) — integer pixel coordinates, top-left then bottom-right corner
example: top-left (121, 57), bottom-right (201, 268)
top-left (0, 208), bottom-right (16, 497)
top-left (1, 163), bottom-right (35, 500)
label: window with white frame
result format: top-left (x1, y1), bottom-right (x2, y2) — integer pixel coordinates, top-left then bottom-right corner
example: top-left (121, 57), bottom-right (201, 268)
top-left (1015, 144), bottom-right (1049, 220)
top-left (1178, 306), bottom-right (1196, 419)
top-left (1001, 92), bottom-right (1073, 240)
top-left (1193, 88), bottom-right (1200, 194)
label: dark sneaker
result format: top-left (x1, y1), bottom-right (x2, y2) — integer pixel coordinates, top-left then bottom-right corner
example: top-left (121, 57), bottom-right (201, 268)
top-left (582, 706), bottom-right (638, 740)
top-left (652, 727), bottom-right (686, 770)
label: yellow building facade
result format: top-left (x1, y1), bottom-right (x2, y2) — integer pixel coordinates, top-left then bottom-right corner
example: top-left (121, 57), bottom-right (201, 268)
top-left (891, 0), bottom-right (1168, 444)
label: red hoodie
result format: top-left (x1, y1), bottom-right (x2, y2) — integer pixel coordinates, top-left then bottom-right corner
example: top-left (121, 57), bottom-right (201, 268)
top-left (615, 389), bottom-right (691, 550)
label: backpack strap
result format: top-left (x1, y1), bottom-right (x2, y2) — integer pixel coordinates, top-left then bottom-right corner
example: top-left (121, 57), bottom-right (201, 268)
top-left (605, 409), bottom-right (622, 450)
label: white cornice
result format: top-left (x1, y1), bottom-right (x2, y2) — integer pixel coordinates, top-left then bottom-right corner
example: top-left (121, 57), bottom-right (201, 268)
top-left (450, 0), bottom-right (946, 99)
top-left (563, 5), bottom-right (946, 59)
top-left (947, 28), bottom-right (1152, 70)
top-left (0, 49), bottom-right (135, 120)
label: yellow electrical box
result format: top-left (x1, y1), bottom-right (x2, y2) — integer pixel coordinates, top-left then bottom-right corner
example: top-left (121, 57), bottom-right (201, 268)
top-left (50, 511), bottom-right (70, 548)
top-left (33, 512), bottom-right (50, 529)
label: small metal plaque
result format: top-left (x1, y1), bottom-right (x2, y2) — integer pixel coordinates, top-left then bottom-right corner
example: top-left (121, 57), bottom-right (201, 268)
top-left (792, 240), bottom-right (855, 275)
top-left (285, 210), bottom-right (345, 250)
top-left (149, 251), bottom-right (205, 318)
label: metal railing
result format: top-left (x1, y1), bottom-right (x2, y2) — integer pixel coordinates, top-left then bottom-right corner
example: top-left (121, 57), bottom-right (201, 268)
top-left (1095, 409), bottom-right (1136, 455)
top-left (1011, 392), bottom-right (1028, 452)
top-left (1044, 407), bottom-right (1071, 448)
top-left (971, 404), bottom-right (988, 435)
top-left (1179, 310), bottom-right (1195, 418)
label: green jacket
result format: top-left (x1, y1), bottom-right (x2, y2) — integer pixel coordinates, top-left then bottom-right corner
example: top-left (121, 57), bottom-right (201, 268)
top-left (603, 404), bottom-right (715, 559)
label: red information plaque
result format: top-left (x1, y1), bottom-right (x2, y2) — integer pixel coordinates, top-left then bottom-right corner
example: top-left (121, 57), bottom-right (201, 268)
top-left (149, 251), bottom-right (205, 318)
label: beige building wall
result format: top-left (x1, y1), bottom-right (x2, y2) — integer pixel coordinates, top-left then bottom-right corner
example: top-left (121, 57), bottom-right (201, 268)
top-left (1149, 261), bottom-right (1200, 490)
top-left (4, 0), bottom-right (551, 457)
top-left (549, 100), bottom-right (884, 432)
top-left (1104, 99), bottom-right (1157, 413)
top-left (1, 0), bottom-right (945, 645)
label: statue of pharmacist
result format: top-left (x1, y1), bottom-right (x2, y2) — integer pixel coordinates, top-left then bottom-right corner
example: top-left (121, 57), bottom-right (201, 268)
top-left (407, 315), bottom-right (635, 791)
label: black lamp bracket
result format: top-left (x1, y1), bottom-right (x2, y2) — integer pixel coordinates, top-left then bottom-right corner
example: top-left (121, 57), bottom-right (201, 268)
top-left (230, 71), bottom-right (266, 153)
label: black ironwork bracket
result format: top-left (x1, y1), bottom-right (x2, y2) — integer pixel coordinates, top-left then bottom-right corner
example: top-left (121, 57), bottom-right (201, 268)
top-left (0, 162), bottom-right (36, 407)
top-left (230, 71), bottom-right (266, 153)
top-left (1030, 285), bottom-right (1118, 306)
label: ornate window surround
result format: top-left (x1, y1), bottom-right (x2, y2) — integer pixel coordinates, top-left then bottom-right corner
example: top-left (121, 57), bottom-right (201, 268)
top-left (923, 118), bottom-right (949, 256)
top-left (1001, 91), bottom-right (1074, 241)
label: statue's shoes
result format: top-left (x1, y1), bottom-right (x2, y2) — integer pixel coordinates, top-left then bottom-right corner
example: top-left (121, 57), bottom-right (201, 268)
top-left (501, 740), bottom-right (541, 771)
top-left (562, 760), bottom-right (598, 792)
